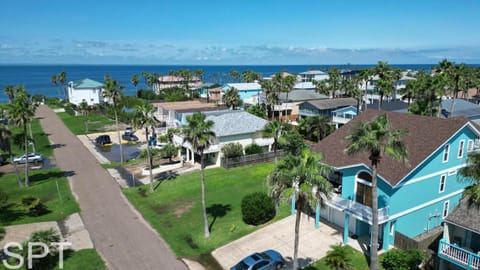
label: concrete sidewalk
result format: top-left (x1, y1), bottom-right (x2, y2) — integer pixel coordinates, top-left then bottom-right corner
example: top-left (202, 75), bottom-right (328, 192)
top-left (212, 213), bottom-right (367, 269)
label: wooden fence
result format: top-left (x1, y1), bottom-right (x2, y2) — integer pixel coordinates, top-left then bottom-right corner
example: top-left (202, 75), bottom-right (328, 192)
top-left (221, 150), bottom-right (285, 169)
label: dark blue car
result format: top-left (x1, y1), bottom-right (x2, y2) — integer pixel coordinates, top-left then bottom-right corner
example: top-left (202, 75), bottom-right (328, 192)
top-left (230, 250), bottom-right (284, 270)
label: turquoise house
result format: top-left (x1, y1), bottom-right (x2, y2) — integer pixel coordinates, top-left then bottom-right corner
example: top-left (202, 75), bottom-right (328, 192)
top-left (222, 82), bottom-right (263, 101)
top-left (312, 110), bottom-right (478, 251)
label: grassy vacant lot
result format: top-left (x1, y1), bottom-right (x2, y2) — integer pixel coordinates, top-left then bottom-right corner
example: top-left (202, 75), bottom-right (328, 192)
top-left (305, 245), bottom-right (369, 270)
top-left (57, 112), bottom-right (116, 135)
top-left (9, 118), bottom-right (53, 159)
top-left (0, 168), bottom-right (79, 226)
top-left (123, 162), bottom-right (289, 262)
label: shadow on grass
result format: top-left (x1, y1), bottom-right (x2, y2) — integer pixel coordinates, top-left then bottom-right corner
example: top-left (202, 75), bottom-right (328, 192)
top-left (29, 170), bottom-right (75, 184)
top-left (0, 204), bottom-right (25, 224)
top-left (206, 204), bottom-right (232, 232)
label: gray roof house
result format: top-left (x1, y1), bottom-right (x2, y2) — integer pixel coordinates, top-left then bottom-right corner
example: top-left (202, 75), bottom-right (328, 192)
top-left (441, 99), bottom-right (480, 122)
top-left (438, 196), bottom-right (480, 269)
top-left (172, 110), bottom-right (274, 166)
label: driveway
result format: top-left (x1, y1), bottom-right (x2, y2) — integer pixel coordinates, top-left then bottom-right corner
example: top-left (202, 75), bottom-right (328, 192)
top-left (212, 213), bottom-right (367, 269)
top-left (36, 105), bottom-right (187, 270)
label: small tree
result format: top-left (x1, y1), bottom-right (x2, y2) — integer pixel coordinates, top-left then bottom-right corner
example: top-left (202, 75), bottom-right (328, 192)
top-left (324, 244), bottom-right (353, 270)
top-left (221, 142), bottom-right (243, 158)
top-left (381, 249), bottom-right (426, 270)
top-left (25, 228), bottom-right (61, 269)
top-left (161, 143), bottom-right (178, 163)
top-left (241, 192), bottom-right (275, 225)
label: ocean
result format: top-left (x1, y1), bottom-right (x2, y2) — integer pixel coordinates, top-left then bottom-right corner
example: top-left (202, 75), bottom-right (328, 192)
top-left (0, 64), bottom-right (451, 104)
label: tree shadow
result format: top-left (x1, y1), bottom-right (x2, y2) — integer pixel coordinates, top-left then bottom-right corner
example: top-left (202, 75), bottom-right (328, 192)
top-left (29, 170), bottom-right (75, 184)
top-left (284, 256), bottom-right (314, 269)
top-left (50, 143), bottom-right (66, 149)
top-left (206, 204), bottom-right (232, 232)
top-left (0, 204), bottom-right (25, 224)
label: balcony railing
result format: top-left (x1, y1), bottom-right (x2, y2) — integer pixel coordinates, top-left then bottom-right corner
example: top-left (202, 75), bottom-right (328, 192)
top-left (326, 193), bottom-right (389, 224)
top-left (438, 239), bottom-right (480, 269)
top-left (332, 115), bottom-right (354, 124)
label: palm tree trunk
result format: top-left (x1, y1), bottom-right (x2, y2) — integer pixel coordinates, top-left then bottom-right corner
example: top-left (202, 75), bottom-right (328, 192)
top-left (370, 164), bottom-right (379, 270)
top-left (10, 150), bottom-right (22, 187)
top-left (24, 126), bottom-right (29, 187)
top-left (364, 81), bottom-right (369, 111)
top-left (273, 141), bottom-right (278, 166)
top-left (146, 128), bottom-right (154, 192)
top-left (292, 195), bottom-right (303, 270)
top-left (114, 104), bottom-right (124, 165)
top-left (201, 151), bottom-right (210, 238)
top-left (28, 123), bottom-right (35, 153)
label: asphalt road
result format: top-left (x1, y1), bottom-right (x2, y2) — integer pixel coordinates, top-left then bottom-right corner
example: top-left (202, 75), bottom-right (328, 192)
top-left (37, 105), bottom-right (187, 270)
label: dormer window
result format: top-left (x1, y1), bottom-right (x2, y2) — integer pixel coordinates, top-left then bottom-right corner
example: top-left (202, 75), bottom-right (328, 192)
top-left (442, 144), bottom-right (450, 163)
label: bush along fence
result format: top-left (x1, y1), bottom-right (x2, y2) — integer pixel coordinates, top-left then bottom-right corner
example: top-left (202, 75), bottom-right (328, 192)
top-left (221, 150), bottom-right (285, 169)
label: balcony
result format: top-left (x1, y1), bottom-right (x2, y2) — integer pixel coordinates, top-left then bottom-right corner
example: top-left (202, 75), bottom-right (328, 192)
top-left (326, 193), bottom-right (389, 224)
top-left (438, 239), bottom-right (480, 269)
top-left (332, 115), bottom-right (355, 125)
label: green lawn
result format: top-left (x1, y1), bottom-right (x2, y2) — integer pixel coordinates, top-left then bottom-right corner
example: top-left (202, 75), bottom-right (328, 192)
top-left (305, 245), bottom-right (369, 270)
top-left (9, 118), bottom-right (53, 159)
top-left (0, 168), bottom-right (80, 226)
top-left (53, 249), bottom-right (106, 270)
top-left (57, 112), bottom-right (116, 135)
top-left (123, 162), bottom-right (289, 262)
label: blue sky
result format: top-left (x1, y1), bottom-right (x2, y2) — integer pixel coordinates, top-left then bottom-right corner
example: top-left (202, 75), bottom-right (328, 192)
top-left (1, 0), bottom-right (480, 64)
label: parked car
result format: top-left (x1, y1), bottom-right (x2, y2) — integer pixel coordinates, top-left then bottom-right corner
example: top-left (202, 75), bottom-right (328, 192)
top-left (13, 153), bottom-right (44, 164)
top-left (125, 127), bottom-right (133, 134)
top-left (95, 135), bottom-right (112, 146)
top-left (122, 133), bottom-right (139, 142)
top-left (231, 250), bottom-right (284, 270)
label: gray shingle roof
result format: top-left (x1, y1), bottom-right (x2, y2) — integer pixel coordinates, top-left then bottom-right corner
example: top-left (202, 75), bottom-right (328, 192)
top-left (441, 99), bottom-right (480, 119)
top-left (445, 196), bottom-right (480, 234)
top-left (205, 111), bottom-right (268, 137)
top-left (303, 97), bottom-right (357, 110)
top-left (278, 90), bottom-right (328, 102)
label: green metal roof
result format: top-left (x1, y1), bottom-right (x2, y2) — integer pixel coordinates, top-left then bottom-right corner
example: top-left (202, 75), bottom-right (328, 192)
top-left (71, 78), bottom-right (103, 89)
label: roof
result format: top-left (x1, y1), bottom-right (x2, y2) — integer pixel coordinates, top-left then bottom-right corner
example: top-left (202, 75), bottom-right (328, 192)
top-left (445, 196), bottom-right (480, 234)
top-left (311, 110), bottom-right (473, 186)
top-left (270, 72), bottom-right (294, 78)
top-left (158, 75), bottom-right (201, 83)
top-left (299, 70), bottom-right (327, 75)
top-left (152, 100), bottom-right (221, 112)
top-left (367, 100), bottom-right (409, 112)
top-left (203, 111), bottom-right (269, 137)
top-left (302, 97), bottom-right (357, 110)
top-left (224, 82), bottom-right (262, 91)
top-left (332, 105), bottom-right (358, 114)
top-left (279, 90), bottom-right (328, 102)
top-left (441, 99), bottom-right (480, 119)
top-left (69, 78), bottom-right (103, 89)
top-left (208, 87), bottom-right (223, 93)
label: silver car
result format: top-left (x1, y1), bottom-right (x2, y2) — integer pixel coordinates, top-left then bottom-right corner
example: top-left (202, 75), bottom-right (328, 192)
top-left (13, 153), bottom-right (44, 164)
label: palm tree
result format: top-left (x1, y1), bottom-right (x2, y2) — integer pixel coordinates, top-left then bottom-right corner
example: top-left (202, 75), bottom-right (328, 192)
top-left (262, 120), bottom-right (284, 165)
top-left (299, 116), bottom-right (332, 142)
top-left (78, 101), bottom-right (90, 134)
top-left (358, 68), bottom-right (373, 110)
top-left (56, 71), bottom-right (67, 101)
top-left (134, 104), bottom-right (158, 192)
top-left (229, 70), bottom-right (240, 82)
top-left (260, 79), bottom-right (277, 119)
top-left (343, 76), bottom-right (362, 114)
top-left (344, 114), bottom-right (408, 270)
top-left (103, 77), bottom-right (125, 165)
top-left (458, 152), bottom-right (480, 205)
top-left (327, 67), bottom-right (342, 98)
top-left (324, 244), bottom-right (353, 270)
top-left (222, 87), bottom-right (241, 109)
top-left (268, 148), bottom-right (332, 270)
top-left (0, 124), bottom-right (21, 187)
top-left (131, 74), bottom-right (139, 97)
top-left (4, 85), bottom-right (15, 104)
top-left (182, 112), bottom-right (215, 238)
top-left (8, 89), bottom-right (36, 187)
top-left (314, 79), bottom-right (329, 96)
top-left (161, 143), bottom-right (178, 163)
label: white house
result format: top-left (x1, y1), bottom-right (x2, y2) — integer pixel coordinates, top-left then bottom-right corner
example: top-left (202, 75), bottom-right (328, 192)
top-left (67, 78), bottom-right (104, 106)
top-left (172, 110), bottom-right (273, 166)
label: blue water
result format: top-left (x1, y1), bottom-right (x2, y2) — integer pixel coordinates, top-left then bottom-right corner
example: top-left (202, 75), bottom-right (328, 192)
top-left (0, 64), bottom-right (461, 103)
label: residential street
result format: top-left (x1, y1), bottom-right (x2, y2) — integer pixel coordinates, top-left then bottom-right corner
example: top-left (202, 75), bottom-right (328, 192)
top-left (37, 105), bottom-right (187, 270)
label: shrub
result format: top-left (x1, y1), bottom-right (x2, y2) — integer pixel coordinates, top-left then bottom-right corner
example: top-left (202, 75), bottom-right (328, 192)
top-left (21, 196), bottom-right (48, 217)
top-left (25, 228), bottom-right (61, 269)
top-left (0, 226), bottom-right (5, 241)
top-left (64, 103), bottom-right (77, 116)
top-left (241, 192), bottom-right (275, 225)
top-left (244, 143), bottom-right (264, 155)
top-left (381, 248), bottom-right (426, 270)
top-left (324, 244), bottom-right (353, 270)
top-left (221, 143), bottom-right (243, 158)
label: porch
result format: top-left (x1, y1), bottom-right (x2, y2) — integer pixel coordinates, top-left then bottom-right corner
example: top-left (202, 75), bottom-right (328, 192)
top-left (438, 239), bottom-right (480, 269)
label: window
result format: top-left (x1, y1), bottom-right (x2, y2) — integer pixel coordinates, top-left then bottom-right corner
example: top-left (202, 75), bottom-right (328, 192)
top-left (467, 140), bottom-right (474, 152)
top-left (442, 144), bottom-right (450, 163)
top-left (390, 221), bottom-right (395, 235)
top-left (442, 201), bottom-right (450, 218)
top-left (458, 140), bottom-right (465, 158)
top-left (439, 174), bottom-right (446, 193)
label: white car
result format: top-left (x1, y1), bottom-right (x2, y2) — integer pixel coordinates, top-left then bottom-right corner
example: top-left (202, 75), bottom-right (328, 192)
top-left (13, 153), bottom-right (44, 164)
